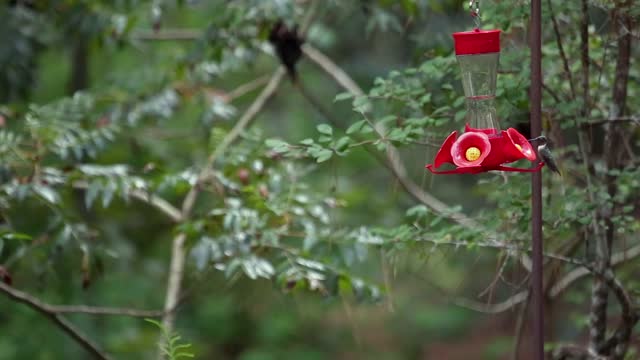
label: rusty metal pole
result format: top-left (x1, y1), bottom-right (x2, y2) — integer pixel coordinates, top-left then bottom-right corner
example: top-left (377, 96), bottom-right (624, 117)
top-left (530, 0), bottom-right (544, 357)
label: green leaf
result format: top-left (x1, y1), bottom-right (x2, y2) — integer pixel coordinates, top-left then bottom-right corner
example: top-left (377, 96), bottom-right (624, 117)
top-left (101, 181), bottom-right (117, 208)
top-left (334, 92), bottom-right (354, 102)
top-left (406, 205), bottom-right (428, 218)
top-left (353, 96), bottom-right (371, 113)
top-left (317, 124), bottom-right (333, 136)
top-left (346, 120), bottom-right (366, 134)
top-left (1, 232), bottom-right (32, 241)
top-left (265, 138), bottom-right (287, 148)
top-left (315, 149), bottom-right (333, 163)
top-left (377, 115), bottom-right (397, 126)
top-left (85, 181), bottom-right (101, 209)
top-left (334, 136), bottom-right (351, 153)
top-left (241, 256), bottom-right (275, 280)
top-left (265, 138), bottom-right (289, 153)
top-left (338, 276), bottom-right (353, 296)
top-left (33, 186), bottom-right (60, 205)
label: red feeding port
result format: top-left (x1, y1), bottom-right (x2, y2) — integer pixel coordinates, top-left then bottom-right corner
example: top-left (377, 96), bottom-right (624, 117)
top-left (425, 125), bottom-right (544, 174)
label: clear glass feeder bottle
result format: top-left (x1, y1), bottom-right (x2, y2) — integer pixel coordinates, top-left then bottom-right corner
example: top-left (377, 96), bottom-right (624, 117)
top-left (452, 29), bottom-right (501, 130)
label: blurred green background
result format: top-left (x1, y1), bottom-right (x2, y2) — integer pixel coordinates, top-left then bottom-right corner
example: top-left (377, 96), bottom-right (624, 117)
top-left (0, 1), bottom-right (638, 359)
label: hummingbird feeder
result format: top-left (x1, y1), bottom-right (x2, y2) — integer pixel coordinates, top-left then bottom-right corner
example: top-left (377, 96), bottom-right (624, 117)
top-left (425, 24), bottom-right (544, 174)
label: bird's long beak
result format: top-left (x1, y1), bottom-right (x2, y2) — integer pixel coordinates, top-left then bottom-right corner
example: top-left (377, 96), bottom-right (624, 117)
top-left (528, 136), bottom-right (546, 143)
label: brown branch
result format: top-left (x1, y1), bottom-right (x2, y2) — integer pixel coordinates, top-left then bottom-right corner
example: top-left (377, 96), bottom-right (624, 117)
top-left (547, 0), bottom-right (576, 100)
top-left (72, 182), bottom-right (182, 223)
top-left (302, 45), bottom-right (365, 97)
top-left (208, 68), bottom-right (286, 167)
top-left (550, 243), bottom-right (640, 298)
top-left (226, 75), bottom-right (271, 101)
top-left (599, 269), bottom-right (639, 358)
top-left (511, 295), bottom-right (531, 360)
top-left (586, 0), bottom-right (612, 352)
top-left (159, 68), bottom-right (286, 338)
top-left (604, 6), bottom-right (634, 357)
top-left (542, 82), bottom-right (563, 104)
top-left (0, 282), bottom-right (111, 360)
top-left (590, 2), bottom-right (634, 356)
top-left (132, 29), bottom-right (201, 41)
top-left (452, 290), bottom-right (529, 314)
top-left (585, 115), bottom-right (640, 126)
top-left (53, 305), bottom-right (165, 318)
top-left (157, 3), bottom-right (321, 347)
top-left (411, 237), bottom-right (640, 315)
top-left (552, 345), bottom-right (606, 359)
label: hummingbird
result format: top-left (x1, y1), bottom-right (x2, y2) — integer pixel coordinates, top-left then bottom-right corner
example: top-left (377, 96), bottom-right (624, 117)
top-left (529, 136), bottom-right (561, 175)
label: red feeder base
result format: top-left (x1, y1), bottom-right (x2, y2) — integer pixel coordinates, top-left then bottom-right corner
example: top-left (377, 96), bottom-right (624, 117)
top-left (425, 125), bottom-right (545, 174)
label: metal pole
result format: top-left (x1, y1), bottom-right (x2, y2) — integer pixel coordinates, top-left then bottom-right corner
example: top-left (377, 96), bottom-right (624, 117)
top-left (530, 0), bottom-right (544, 357)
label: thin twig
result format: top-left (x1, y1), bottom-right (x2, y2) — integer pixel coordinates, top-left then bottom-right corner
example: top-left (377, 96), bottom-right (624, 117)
top-left (208, 68), bottom-right (286, 166)
top-left (73, 182), bottom-right (182, 223)
top-left (410, 236), bottom-right (640, 315)
top-left (226, 75), bottom-right (271, 101)
top-left (547, 0), bottom-right (576, 100)
top-left (542, 82), bottom-right (563, 103)
top-left (453, 290), bottom-right (529, 314)
top-left (599, 268), bottom-right (639, 358)
top-left (302, 45), bottom-right (365, 97)
top-left (511, 294), bottom-right (531, 360)
top-left (478, 253), bottom-right (509, 302)
top-left (53, 305), bottom-right (165, 318)
top-left (586, 115), bottom-right (640, 126)
top-left (0, 282), bottom-right (111, 360)
top-left (133, 29), bottom-right (201, 41)
top-left (550, 243), bottom-right (640, 298)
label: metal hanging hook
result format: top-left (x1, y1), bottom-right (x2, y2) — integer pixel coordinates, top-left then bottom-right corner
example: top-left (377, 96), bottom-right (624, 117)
top-left (469, 0), bottom-right (481, 29)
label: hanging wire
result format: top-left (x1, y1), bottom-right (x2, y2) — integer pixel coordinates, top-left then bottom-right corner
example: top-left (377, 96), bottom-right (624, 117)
top-left (469, 0), bottom-right (482, 29)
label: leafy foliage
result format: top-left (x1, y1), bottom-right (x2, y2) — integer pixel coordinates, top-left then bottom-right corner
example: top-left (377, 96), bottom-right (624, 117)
top-left (0, 0), bottom-right (638, 359)
top-left (146, 319), bottom-right (195, 360)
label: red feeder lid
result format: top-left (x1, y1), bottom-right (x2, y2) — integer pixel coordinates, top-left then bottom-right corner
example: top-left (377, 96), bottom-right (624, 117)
top-left (452, 29), bottom-right (501, 55)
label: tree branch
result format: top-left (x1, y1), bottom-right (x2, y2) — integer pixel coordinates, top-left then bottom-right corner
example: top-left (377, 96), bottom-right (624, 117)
top-left (226, 75), bottom-right (271, 101)
top-left (207, 69), bottom-right (286, 167)
top-left (585, 115), bottom-right (640, 126)
top-left (412, 236), bottom-right (640, 315)
top-left (511, 295), bottom-right (531, 360)
top-left (133, 29), bottom-right (201, 41)
top-left (547, 0), bottom-right (576, 100)
top-left (452, 290), bottom-right (529, 314)
top-left (302, 45), bottom-right (365, 97)
top-left (0, 282), bottom-right (111, 360)
top-left (158, 68), bottom-right (285, 338)
top-left (599, 269), bottom-right (639, 358)
top-left (550, 243), bottom-right (640, 298)
top-left (53, 304), bottom-right (165, 318)
top-left (552, 345), bottom-right (607, 359)
top-left (72, 182), bottom-right (182, 223)
top-left (157, 3), bottom-right (319, 347)
top-left (590, 1), bottom-right (634, 356)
